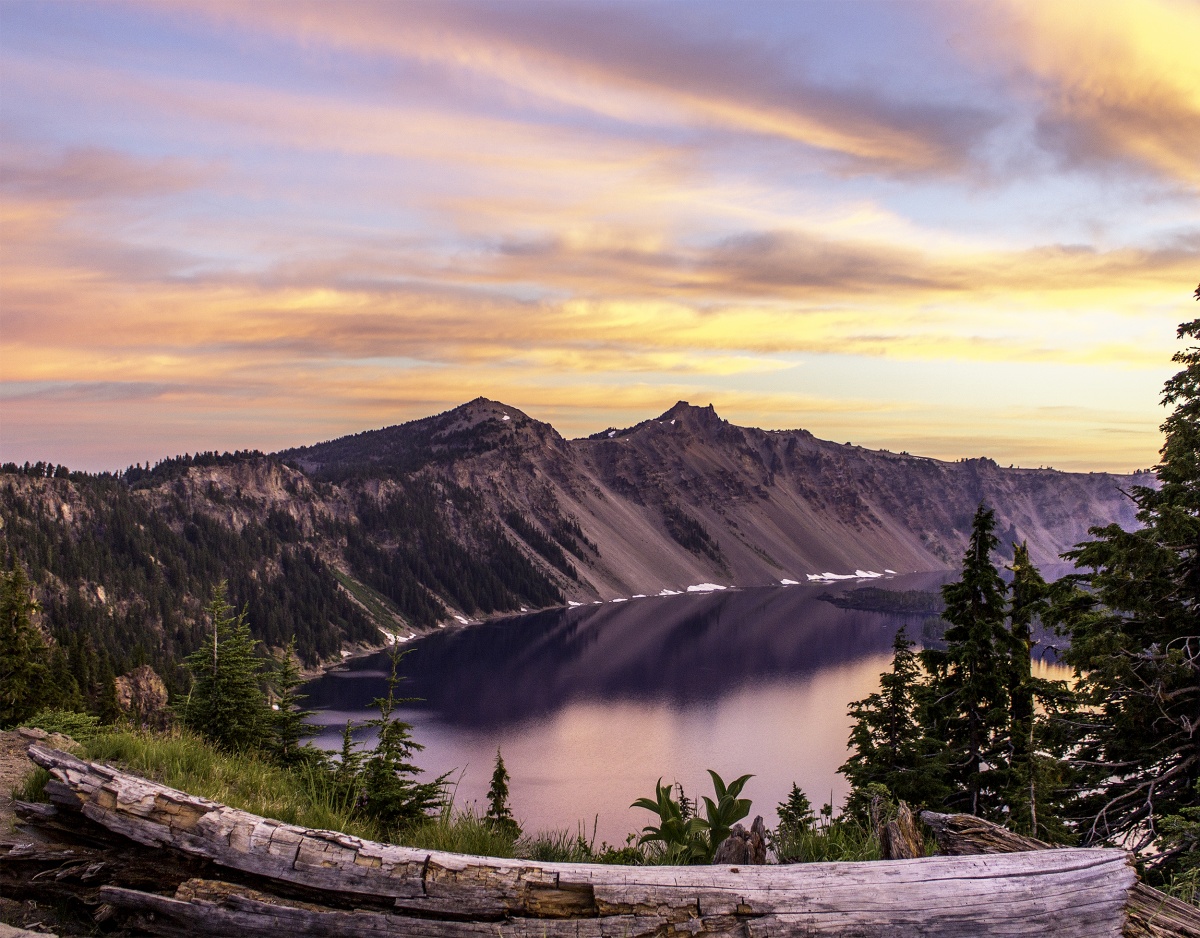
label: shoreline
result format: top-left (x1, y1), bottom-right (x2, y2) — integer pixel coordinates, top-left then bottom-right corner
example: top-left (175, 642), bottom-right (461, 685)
top-left (305, 569), bottom-right (925, 682)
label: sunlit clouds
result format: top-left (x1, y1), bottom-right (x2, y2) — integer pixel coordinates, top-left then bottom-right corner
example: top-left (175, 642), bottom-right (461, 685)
top-left (1, 1), bottom-right (1195, 472)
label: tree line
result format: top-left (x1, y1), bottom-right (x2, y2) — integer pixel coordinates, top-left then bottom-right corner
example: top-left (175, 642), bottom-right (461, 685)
top-left (840, 308), bottom-right (1200, 890)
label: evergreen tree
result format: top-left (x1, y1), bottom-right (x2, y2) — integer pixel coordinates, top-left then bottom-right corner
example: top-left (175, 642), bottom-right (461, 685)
top-left (0, 562), bottom-right (51, 727)
top-left (921, 505), bottom-right (1011, 818)
top-left (358, 646), bottom-right (447, 832)
top-left (776, 784), bottom-right (815, 837)
top-left (1054, 313), bottom-right (1200, 871)
top-left (485, 748), bottom-right (520, 838)
top-left (269, 637), bottom-right (318, 765)
top-left (181, 583), bottom-right (271, 751)
top-left (841, 627), bottom-right (948, 815)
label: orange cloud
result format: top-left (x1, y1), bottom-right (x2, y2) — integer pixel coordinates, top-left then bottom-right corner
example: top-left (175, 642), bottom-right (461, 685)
top-left (982, 0), bottom-right (1200, 188)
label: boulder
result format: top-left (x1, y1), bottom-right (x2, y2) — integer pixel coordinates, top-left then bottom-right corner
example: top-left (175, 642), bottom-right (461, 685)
top-left (114, 665), bottom-right (169, 727)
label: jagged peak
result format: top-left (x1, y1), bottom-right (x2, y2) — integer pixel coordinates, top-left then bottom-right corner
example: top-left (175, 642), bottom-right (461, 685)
top-left (659, 401), bottom-right (721, 424)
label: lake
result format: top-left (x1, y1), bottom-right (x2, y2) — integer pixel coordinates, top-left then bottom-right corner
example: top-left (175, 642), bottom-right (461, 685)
top-left (303, 573), bottom-right (1068, 845)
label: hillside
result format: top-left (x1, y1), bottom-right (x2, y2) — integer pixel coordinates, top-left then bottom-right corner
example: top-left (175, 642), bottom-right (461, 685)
top-left (288, 398), bottom-right (1147, 596)
top-left (1, 399), bottom-right (1149, 693)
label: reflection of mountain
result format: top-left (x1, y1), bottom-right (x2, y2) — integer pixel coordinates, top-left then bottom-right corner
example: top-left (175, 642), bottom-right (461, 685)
top-left (304, 577), bottom-right (951, 727)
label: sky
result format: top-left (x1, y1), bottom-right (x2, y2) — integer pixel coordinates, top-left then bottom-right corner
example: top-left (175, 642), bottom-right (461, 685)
top-left (1, 0), bottom-right (1197, 473)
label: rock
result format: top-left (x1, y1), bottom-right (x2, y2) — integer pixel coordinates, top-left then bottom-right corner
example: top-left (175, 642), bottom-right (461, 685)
top-left (712, 815), bottom-right (768, 865)
top-left (114, 665), bottom-right (169, 727)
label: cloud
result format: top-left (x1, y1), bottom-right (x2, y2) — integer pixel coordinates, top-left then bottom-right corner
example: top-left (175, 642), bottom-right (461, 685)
top-left (0, 144), bottom-right (210, 202)
top-left (980, 0), bottom-right (1200, 188)
top-left (171, 0), bottom-right (1001, 175)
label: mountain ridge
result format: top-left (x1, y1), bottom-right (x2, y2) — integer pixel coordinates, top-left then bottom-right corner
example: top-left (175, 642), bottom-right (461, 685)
top-left (1, 398), bottom-right (1150, 686)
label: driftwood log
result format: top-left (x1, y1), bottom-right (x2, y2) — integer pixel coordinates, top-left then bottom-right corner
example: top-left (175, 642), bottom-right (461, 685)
top-left (921, 810), bottom-right (1200, 938)
top-left (1, 745), bottom-right (1168, 937)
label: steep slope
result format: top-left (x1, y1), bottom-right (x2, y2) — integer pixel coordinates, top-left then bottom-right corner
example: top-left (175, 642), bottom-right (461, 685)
top-left (3, 398), bottom-right (1149, 694)
top-left (287, 398), bottom-right (1148, 600)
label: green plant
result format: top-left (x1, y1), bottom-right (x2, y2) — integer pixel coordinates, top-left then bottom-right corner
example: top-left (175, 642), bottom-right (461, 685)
top-left (0, 561), bottom-right (51, 728)
top-left (632, 770), bottom-right (754, 864)
top-left (632, 778), bottom-right (710, 864)
top-left (25, 708), bottom-right (103, 742)
top-left (180, 583), bottom-right (272, 752)
top-left (357, 646), bottom-right (448, 833)
top-left (697, 770), bottom-right (753, 854)
top-left (777, 783), bottom-right (815, 837)
top-left (486, 748), bottom-right (520, 838)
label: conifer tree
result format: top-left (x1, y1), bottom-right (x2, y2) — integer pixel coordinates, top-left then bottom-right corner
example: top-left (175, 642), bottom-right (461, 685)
top-left (841, 627), bottom-right (948, 814)
top-left (269, 637), bottom-right (318, 765)
top-left (358, 646), bottom-right (446, 832)
top-left (0, 562), bottom-right (51, 727)
top-left (921, 505), bottom-right (1011, 818)
top-left (486, 748), bottom-right (520, 838)
top-left (776, 783), bottom-right (815, 837)
top-left (1054, 311), bottom-right (1200, 871)
top-left (181, 583), bottom-right (270, 751)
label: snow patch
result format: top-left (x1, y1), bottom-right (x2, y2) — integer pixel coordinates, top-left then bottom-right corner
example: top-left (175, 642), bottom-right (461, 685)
top-left (687, 583), bottom-right (726, 593)
top-left (608, 430), bottom-right (617, 438)
top-left (780, 578), bottom-right (799, 586)
top-left (658, 588), bottom-right (681, 596)
top-left (520, 607), bottom-right (528, 612)
top-left (611, 597), bottom-right (628, 603)
top-left (632, 594), bottom-right (646, 599)
top-left (855, 569), bottom-right (882, 578)
top-left (884, 569), bottom-right (898, 575)
top-left (454, 615), bottom-right (469, 624)
top-left (568, 601), bottom-right (583, 607)
top-left (501, 415), bottom-right (510, 421)
top-left (340, 650), bottom-right (351, 658)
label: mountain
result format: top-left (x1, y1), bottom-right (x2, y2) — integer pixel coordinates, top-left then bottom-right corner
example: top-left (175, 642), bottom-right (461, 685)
top-left (2, 399), bottom-right (1149, 695)
top-left (286, 397), bottom-right (1147, 594)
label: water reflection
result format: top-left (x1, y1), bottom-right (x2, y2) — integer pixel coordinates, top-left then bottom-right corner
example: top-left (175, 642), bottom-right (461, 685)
top-left (303, 574), bottom-right (1069, 843)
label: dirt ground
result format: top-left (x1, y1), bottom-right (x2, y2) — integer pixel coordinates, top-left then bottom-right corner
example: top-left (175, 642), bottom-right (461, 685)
top-left (1, 728), bottom-right (79, 937)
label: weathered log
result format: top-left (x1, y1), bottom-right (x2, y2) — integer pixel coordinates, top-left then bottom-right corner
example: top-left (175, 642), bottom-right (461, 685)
top-left (711, 816), bottom-right (767, 865)
top-left (920, 810), bottom-right (1200, 938)
top-left (877, 801), bottom-right (924, 860)
top-left (26, 745), bottom-right (1142, 936)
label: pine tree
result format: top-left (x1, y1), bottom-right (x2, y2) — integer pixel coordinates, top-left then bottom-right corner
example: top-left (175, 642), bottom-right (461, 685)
top-left (269, 637), bottom-right (318, 765)
top-left (1054, 312), bottom-right (1200, 871)
top-left (776, 784), bottom-right (815, 837)
top-left (841, 627), bottom-right (948, 815)
top-left (921, 505), bottom-right (1011, 818)
top-left (358, 646), bottom-right (447, 832)
top-left (181, 582), bottom-right (271, 751)
top-left (486, 748), bottom-right (520, 838)
top-left (0, 562), bottom-right (51, 727)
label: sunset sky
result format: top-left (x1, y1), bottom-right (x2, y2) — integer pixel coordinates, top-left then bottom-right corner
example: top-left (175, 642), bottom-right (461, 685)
top-left (2, 0), bottom-right (1197, 473)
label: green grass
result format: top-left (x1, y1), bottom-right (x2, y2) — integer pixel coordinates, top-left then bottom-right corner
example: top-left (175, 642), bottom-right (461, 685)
top-left (332, 569), bottom-right (410, 632)
top-left (12, 726), bottom-right (644, 861)
top-left (77, 727), bottom-right (384, 840)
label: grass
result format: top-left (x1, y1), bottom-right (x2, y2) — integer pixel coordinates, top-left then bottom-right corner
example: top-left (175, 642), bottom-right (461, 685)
top-left (332, 569), bottom-right (410, 633)
top-left (13, 723), bottom-right (925, 867)
top-left (12, 725), bottom-right (643, 861)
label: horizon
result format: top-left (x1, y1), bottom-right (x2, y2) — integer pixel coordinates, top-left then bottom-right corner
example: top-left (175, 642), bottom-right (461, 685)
top-left (2, 1), bottom-right (1197, 473)
top-left (3, 395), bottom-right (1158, 477)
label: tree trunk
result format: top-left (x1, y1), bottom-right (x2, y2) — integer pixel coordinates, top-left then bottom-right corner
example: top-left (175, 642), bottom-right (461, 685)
top-left (920, 811), bottom-right (1200, 938)
top-left (7, 746), bottom-right (1156, 937)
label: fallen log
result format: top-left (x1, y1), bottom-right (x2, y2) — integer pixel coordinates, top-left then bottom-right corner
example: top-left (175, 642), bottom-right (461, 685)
top-left (920, 811), bottom-right (1200, 938)
top-left (17, 745), bottom-right (1144, 937)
